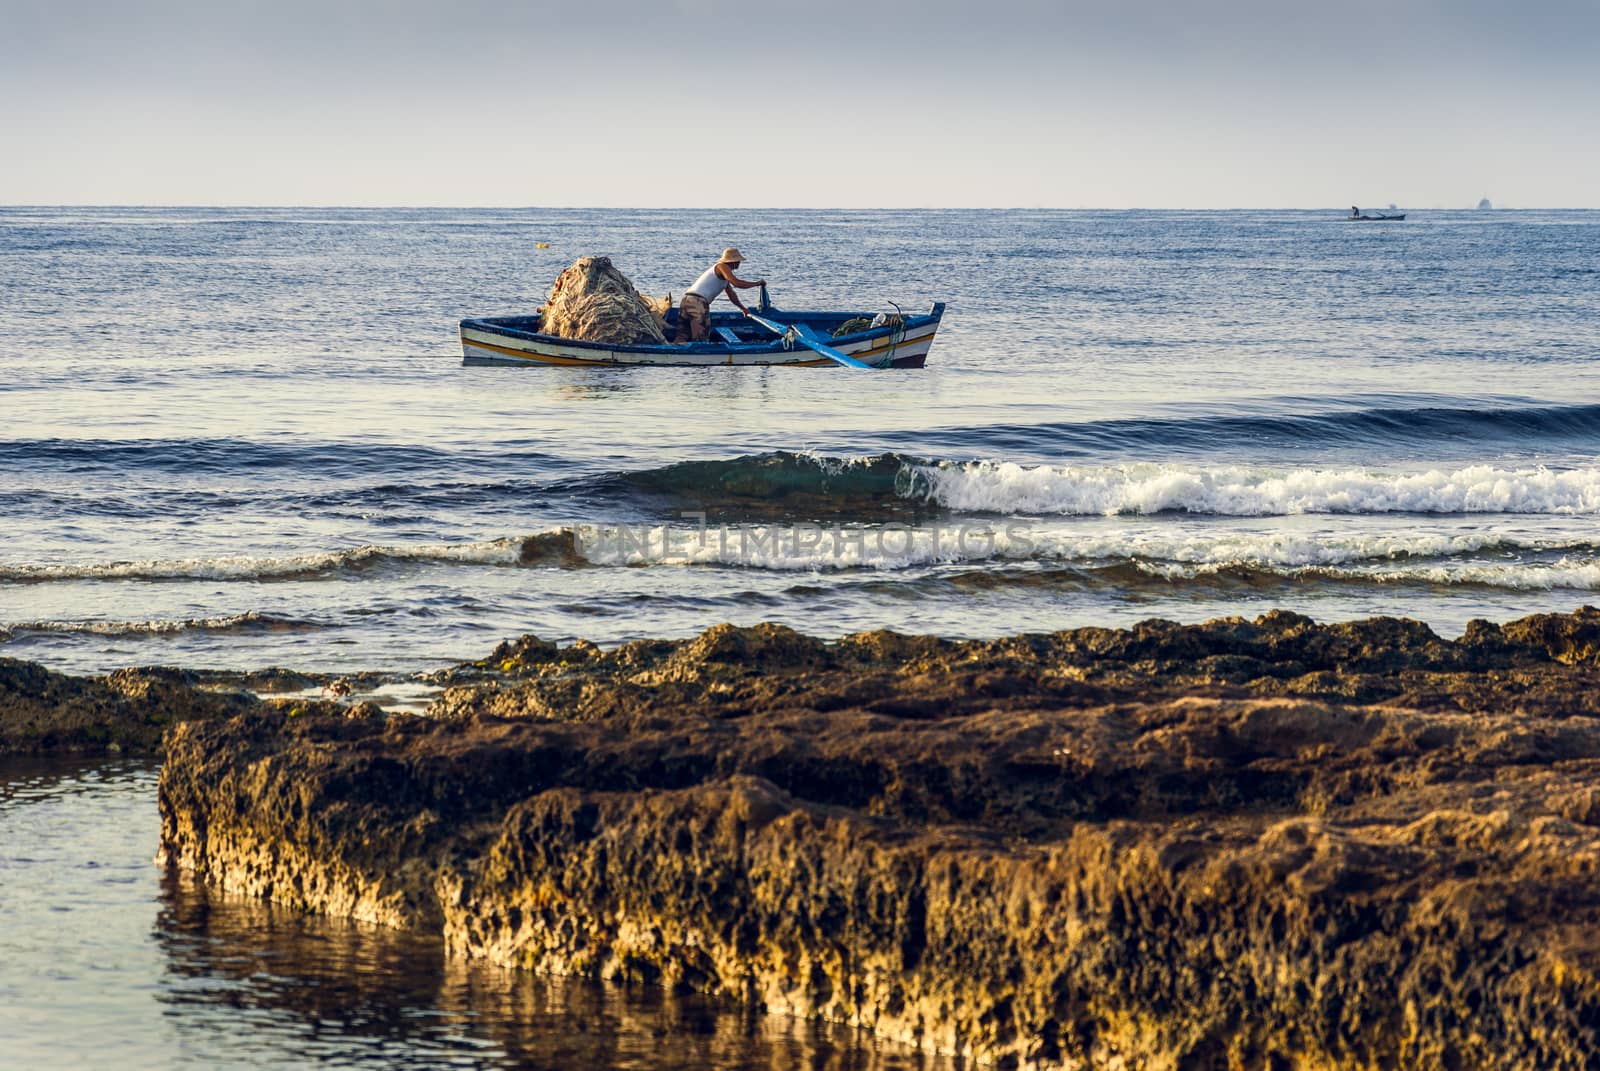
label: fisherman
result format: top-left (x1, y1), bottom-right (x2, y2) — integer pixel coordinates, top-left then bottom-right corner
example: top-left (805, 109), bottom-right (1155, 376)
top-left (674, 248), bottom-right (767, 343)
top-left (1351, 205), bottom-right (1361, 218)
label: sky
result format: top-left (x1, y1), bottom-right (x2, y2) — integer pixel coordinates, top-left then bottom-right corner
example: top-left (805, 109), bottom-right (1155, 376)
top-left (2, 0), bottom-right (1597, 207)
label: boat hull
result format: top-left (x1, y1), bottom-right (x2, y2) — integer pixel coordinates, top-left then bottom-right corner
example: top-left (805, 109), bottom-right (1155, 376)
top-left (460, 304), bottom-right (943, 369)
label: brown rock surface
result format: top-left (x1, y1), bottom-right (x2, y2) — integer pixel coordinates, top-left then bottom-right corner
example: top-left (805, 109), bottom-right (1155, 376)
top-left (160, 609), bottom-right (1600, 1068)
top-left (0, 659), bottom-right (259, 754)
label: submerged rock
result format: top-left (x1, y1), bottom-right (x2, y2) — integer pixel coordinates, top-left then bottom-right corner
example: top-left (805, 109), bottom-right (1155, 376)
top-left (160, 609), bottom-right (1600, 1067)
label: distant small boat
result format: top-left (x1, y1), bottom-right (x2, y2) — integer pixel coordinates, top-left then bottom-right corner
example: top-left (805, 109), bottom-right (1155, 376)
top-left (1478, 197), bottom-right (1494, 210)
top-left (1347, 213), bottom-right (1406, 222)
top-left (461, 294), bottom-right (943, 369)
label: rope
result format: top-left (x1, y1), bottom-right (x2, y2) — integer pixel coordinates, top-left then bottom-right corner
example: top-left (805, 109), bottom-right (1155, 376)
top-left (877, 314), bottom-right (905, 368)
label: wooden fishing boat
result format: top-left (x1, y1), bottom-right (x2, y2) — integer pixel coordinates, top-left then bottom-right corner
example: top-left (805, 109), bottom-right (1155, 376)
top-left (1347, 213), bottom-right (1406, 221)
top-left (461, 294), bottom-right (944, 369)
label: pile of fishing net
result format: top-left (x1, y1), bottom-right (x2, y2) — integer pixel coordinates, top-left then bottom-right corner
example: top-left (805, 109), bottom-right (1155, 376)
top-left (538, 256), bottom-right (672, 345)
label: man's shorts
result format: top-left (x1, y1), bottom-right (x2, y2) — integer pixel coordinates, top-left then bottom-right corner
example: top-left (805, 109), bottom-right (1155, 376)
top-left (675, 293), bottom-right (711, 343)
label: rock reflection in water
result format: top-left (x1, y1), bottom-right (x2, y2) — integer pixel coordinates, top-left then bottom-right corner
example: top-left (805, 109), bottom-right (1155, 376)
top-left (155, 868), bottom-right (946, 1071)
top-left (1, 758), bottom-right (945, 1071)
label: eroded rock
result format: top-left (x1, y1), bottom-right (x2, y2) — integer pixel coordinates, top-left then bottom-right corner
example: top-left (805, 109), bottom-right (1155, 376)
top-left (160, 609), bottom-right (1600, 1067)
top-left (1, 658), bottom-right (259, 755)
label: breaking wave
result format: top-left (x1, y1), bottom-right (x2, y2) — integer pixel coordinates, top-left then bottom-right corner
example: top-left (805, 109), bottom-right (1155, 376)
top-left (13, 443), bottom-right (1600, 527)
top-left (912, 461), bottom-right (1600, 516)
top-left (4, 523), bottom-right (1597, 594)
top-left (569, 523), bottom-right (1600, 581)
top-left (821, 559), bottom-right (1600, 596)
top-left (0, 611), bottom-right (325, 639)
top-left (571, 452), bottom-right (1600, 520)
top-left (597, 451), bottom-right (922, 518)
top-left (0, 536), bottom-right (559, 584)
top-left (1134, 558), bottom-right (1600, 592)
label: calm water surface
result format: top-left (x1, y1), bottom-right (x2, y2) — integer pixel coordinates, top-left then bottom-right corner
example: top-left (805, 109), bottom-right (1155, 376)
top-left (0, 759), bottom-right (947, 1070)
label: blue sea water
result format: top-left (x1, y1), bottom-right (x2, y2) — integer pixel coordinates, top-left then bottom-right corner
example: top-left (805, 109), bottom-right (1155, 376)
top-left (3, 206), bottom-right (1599, 1069)
top-left (4, 207), bottom-right (1600, 676)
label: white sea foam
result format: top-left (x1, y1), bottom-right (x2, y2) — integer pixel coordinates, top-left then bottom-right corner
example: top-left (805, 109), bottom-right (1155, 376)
top-left (1083, 529), bottom-right (1570, 567)
top-left (579, 523), bottom-right (1018, 570)
top-left (6, 524), bottom-right (1596, 595)
top-left (1, 611), bottom-right (321, 637)
top-left (911, 461), bottom-right (1600, 517)
top-left (1364, 557), bottom-right (1600, 591)
top-left (1144, 557), bottom-right (1600, 592)
top-left (0, 538), bottom-right (528, 583)
top-left (574, 522), bottom-right (1600, 576)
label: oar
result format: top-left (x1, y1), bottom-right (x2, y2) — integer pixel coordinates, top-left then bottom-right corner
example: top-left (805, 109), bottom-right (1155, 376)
top-left (743, 287), bottom-right (877, 370)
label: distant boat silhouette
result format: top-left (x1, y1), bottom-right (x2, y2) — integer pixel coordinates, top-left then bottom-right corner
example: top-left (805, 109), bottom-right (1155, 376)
top-left (1347, 205), bottom-right (1406, 221)
top-left (1478, 197), bottom-right (1494, 210)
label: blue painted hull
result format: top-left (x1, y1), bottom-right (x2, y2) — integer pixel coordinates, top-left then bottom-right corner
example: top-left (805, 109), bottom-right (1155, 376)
top-left (461, 303), bottom-right (944, 368)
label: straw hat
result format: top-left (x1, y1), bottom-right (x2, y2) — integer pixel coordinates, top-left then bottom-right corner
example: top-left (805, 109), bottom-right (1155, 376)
top-left (717, 247), bottom-right (744, 264)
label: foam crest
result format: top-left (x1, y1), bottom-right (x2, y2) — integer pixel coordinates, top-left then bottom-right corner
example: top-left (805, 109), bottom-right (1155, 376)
top-left (573, 523), bottom-right (1599, 573)
top-left (1389, 559), bottom-right (1600, 591)
top-left (7, 523), bottom-right (1596, 597)
top-left (913, 462), bottom-right (1600, 517)
top-left (1, 611), bottom-right (324, 638)
top-left (1142, 557), bottom-right (1600, 592)
top-left (0, 538), bottom-right (529, 584)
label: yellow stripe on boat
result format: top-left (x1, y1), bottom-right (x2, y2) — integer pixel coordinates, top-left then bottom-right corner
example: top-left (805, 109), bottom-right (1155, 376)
top-left (461, 338), bottom-right (621, 365)
top-left (458, 302), bottom-right (944, 368)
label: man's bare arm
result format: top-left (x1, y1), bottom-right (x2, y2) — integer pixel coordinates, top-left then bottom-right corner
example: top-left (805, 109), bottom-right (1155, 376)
top-left (716, 265), bottom-right (768, 290)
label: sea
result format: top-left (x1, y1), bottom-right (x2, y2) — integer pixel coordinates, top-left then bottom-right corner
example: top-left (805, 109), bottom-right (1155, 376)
top-left (2, 206), bottom-right (1598, 1067)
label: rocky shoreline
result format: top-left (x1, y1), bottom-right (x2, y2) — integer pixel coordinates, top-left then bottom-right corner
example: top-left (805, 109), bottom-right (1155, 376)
top-left (11, 608), bottom-right (1600, 1067)
top-left (0, 661), bottom-right (258, 755)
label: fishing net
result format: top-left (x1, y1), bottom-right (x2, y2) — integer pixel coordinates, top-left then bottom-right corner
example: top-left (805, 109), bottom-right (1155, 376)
top-left (832, 313), bottom-right (904, 337)
top-left (538, 256), bottom-right (671, 345)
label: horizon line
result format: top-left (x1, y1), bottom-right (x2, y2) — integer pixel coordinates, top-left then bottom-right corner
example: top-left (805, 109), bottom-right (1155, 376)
top-left (0, 204), bottom-right (1580, 212)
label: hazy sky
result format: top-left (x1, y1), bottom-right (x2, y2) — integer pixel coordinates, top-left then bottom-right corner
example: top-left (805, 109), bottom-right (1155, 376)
top-left (3, 0), bottom-right (1596, 206)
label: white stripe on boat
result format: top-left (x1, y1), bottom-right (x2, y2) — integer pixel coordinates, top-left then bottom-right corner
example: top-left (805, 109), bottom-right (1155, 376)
top-left (458, 305), bottom-right (944, 369)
